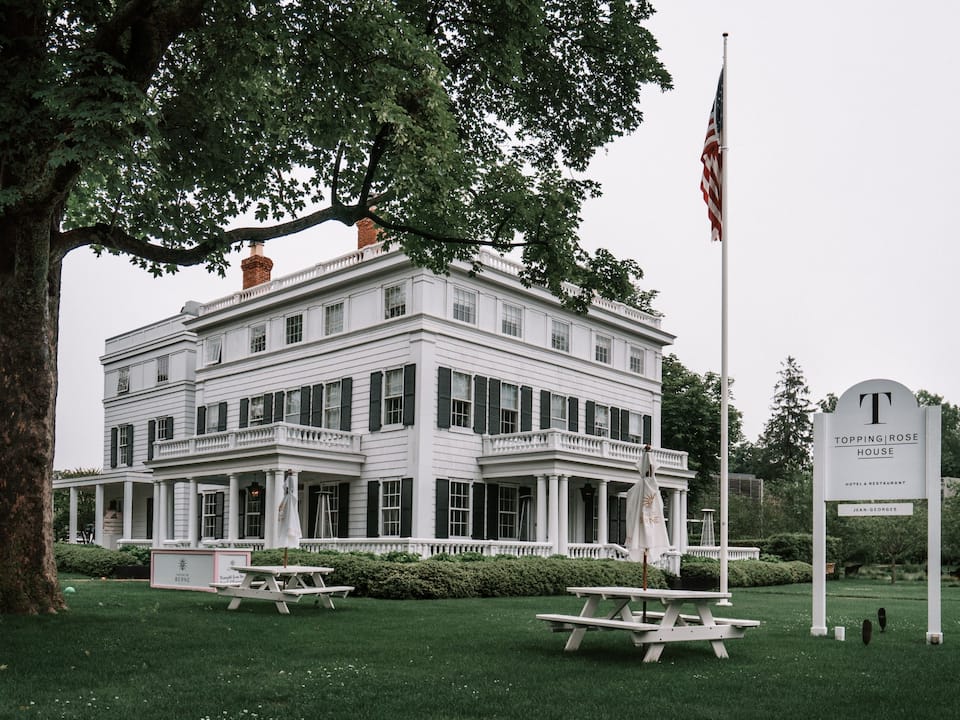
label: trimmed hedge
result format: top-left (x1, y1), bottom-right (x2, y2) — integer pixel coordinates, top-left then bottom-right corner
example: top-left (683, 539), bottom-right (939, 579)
top-left (54, 543), bottom-right (145, 578)
top-left (733, 533), bottom-right (843, 564)
top-left (680, 554), bottom-right (812, 589)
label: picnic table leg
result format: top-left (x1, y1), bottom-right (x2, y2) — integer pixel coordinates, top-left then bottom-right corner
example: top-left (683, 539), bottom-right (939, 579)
top-left (564, 596), bottom-right (601, 651)
top-left (694, 603), bottom-right (729, 659)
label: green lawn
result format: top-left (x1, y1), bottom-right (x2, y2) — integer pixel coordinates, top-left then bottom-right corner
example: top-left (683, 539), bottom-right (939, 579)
top-left (1, 578), bottom-right (958, 719)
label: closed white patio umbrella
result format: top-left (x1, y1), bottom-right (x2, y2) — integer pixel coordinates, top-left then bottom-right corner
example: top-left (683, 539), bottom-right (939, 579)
top-left (625, 446), bottom-right (671, 589)
top-left (277, 470), bottom-right (302, 567)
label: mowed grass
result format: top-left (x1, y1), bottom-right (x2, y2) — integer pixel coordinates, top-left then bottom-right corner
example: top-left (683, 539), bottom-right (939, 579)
top-left (2, 578), bottom-right (960, 720)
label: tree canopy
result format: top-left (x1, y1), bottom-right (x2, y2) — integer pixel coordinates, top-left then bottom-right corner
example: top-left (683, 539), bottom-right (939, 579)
top-left (0, 1), bottom-right (672, 613)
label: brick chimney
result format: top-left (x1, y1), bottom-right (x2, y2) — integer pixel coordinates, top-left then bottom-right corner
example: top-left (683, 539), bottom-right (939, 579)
top-left (356, 217), bottom-right (380, 249)
top-left (240, 241), bottom-right (273, 289)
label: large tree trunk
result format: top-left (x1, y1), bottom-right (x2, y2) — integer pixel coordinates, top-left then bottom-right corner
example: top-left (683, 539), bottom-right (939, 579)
top-left (0, 209), bottom-right (65, 614)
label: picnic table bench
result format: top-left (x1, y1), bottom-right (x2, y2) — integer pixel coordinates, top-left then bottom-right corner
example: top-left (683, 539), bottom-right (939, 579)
top-left (211, 565), bottom-right (353, 615)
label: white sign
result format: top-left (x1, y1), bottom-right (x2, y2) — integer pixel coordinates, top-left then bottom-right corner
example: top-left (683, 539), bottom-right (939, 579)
top-left (825, 379), bottom-right (926, 501)
top-left (151, 549), bottom-right (250, 592)
top-left (837, 503), bottom-right (914, 517)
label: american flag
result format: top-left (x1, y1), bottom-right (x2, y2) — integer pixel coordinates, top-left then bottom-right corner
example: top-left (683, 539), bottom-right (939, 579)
top-left (700, 71), bottom-right (724, 242)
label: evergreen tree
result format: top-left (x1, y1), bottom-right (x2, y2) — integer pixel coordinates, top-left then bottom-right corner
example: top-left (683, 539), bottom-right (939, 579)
top-left (756, 356), bottom-right (814, 481)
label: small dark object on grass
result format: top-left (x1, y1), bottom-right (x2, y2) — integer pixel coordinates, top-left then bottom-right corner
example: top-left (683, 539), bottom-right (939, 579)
top-left (878, 608), bottom-right (886, 632)
top-left (862, 619), bottom-right (873, 645)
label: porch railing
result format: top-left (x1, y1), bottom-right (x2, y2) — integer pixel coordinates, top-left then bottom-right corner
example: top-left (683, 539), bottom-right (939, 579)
top-left (482, 430), bottom-right (689, 470)
top-left (152, 423), bottom-right (362, 460)
top-left (686, 545), bottom-right (761, 561)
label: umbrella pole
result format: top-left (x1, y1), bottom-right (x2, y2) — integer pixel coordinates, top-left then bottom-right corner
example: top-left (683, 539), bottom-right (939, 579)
top-left (283, 547), bottom-right (289, 568)
top-left (642, 550), bottom-right (648, 622)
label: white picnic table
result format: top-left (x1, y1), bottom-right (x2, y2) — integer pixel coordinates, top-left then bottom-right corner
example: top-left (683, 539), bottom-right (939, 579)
top-left (210, 565), bottom-right (353, 615)
top-left (537, 586), bottom-right (760, 662)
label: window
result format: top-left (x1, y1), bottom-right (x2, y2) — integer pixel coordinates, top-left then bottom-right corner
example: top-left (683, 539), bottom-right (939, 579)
top-left (206, 403), bottom-right (225, 433)
top-left (449, 480), bottom-right (470, 537)
top-left (284, 391), bottom-right (301, 424)
top-left (451, 371), bottom-right (472, 428)
top-left (324, 381), bottom-right (342, 429)
top-left (594, 404), bottom-right (610, 437)
top-left (629, 346), bottom-right (645, 375)
top-left (118, 424), bottom-right (132, 464)
top-left (248, 396), bottom-right (265, 426)
top-left (384, 369), bottom-right (404, 425)
top-left (501, 303), bottom-right (522, 337)
top-left (453, 287), bottom-right (477, 324)
top-left (285, 314), bottom-right (303, 345)
top-left (500, 383), bottom-right (519, 434)
top-left (381, 479), bottom-right (401, 536)
top-left (550, 393), bottom-right (568, 429)
top-left (250, 323), bottom-right (266, 354)
top-left (384, 283), bottom-right (406, 319)
top-left (551, 320), bottom-right (570, 352)
top-left (498, 485), bottom-right (518, 539)
top-left (595, 334), bottom-right (611, 364)
top-left (117, 367), bottom-right (130, 394)
top-left (156, 355), bottom-right (169, 384)
top-left (245, 484), bottom-right (263, 538)
top-left (324, 302), bottom-right (344, 335)
top-left (156, 416), bottom-right (174, 441)
top-left (205, 336), bottom-right (222, 365)
top-left (629, 412), bottom-right (643, 444)
top-left (202, 493), bottom-right (222, 539)
top-left (312, 484), bottom-right (339, 538)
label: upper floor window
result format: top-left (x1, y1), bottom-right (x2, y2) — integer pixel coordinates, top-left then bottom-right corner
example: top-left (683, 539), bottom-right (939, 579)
top-left (285, 314), bottom-right (303, 345)
top-left (594, 404), bottom-right (610, 437)
top-left (500, 382), bottom-right (519, 434)
top-left (629, 346), bottom-right (645, 375)
top-left (594, 334), bottom-right (612, 364)
top-left (156, 355), bottom-right (169, 384)
top-left (381, 479), bottom-right (401, 537)
top-left (384, 369), bottom-right (405, 425)
top-left (453, 287), bottom-right (477, 324)
top-left (324, 381), bottom-right (342, 429)
top-left (451, 371), bottom-right (472, 428)
top-left (247, 396), bottom-right (265, 426)
top-left (384, 283), bottom-right (406, 319)
top-left (449, 480), bottom-right (471, 537)
top-left (250, 323), bottom-right (267, 354)
top-left (284, 391), bottom-right (301, 424)
top-left (156, 415), bottom-right (174, 441)
top-left (501, 303), bottom-right (523, 338)
top-left (550, 393), bottom-right (568, 429)
top-left (551, 320), bottom-right (570, 353)
top-left (117, 367), bottom-right (130, 394)
top-left (205, 336), bottom-right (223, 365)
top-left (118, 424), bottom-right (132, 464)
top-left (325, 302), bottom-right (344, 335)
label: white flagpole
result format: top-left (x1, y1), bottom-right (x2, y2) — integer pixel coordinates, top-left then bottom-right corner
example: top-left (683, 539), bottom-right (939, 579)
top-left (718, 32), bottom-right (731, 606)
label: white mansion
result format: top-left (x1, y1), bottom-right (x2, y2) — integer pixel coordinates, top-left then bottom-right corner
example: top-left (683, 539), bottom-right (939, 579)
top-left (55, 224), bottom-right (700, 570)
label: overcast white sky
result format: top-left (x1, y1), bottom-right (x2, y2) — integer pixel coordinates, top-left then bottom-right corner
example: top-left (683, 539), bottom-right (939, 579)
top-left (54, 1), bottom-right (959, 469)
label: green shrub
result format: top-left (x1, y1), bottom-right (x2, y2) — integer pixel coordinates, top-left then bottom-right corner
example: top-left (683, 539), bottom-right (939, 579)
top-left (735, 533), bottom-right (843, 564)
top-left (54, 543), bottom-right (143, 577)
top-left (117, 545), bottom-right (151, 565)
top-left (380, 551), bottom-right (422, 563)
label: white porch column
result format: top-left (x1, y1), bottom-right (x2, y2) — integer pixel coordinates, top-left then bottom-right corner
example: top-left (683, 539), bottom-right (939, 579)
top-left (548, 474), bottom-right (559, 554)
top-left (94, 484), bottom-right (105, 547)
top-left (558, 474), bottom-right (569, 556)
top-left (670, 489), bottom-right (683, 549)
top-left (264, 469), bottom-right (277, 549)
top-left (228, 473), bottom-right (240, 543)
top-left (152, 481), bottom-right (162, 547)
top-left (157, 480), bottom-right (168, 544)
top-left (187, 478), bottom-right (198, 547)
top-left (536, 475), bottom-right (547, 543)
top-left (679, 490), bottom-right (689, 553)
top-left (69, 487), bottom-right (79, 544)
top-left (122, 479), bottom-right (134, 541)
top-left (597, 480), bottom-right (609, 546)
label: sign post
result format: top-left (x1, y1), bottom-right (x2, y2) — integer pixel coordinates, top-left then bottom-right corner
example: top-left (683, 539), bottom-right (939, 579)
top-left (812, 379), bottom-right (942, 643)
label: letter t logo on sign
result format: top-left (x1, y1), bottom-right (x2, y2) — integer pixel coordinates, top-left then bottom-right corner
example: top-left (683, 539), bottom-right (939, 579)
top-left (860, 392), bottom-right (892, 425)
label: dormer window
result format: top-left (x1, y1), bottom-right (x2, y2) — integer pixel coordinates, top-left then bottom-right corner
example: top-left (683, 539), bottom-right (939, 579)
top-left (250, 323), bottom-right (266, 354)
top-left (117, 367), bottom-right (130, 394)
top-left (384, 283), bottom-right (406, 319)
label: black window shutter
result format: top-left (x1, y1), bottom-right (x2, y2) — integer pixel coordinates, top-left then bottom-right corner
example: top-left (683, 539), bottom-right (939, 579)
top-left (110, 427), bottom-right (118, 468)
top-left (366, 481), bottom-right (380, 537)
top-left (147, 420), bottom-right (155, 461)
top-left (125, 424), bottom-right (134, 466)
top-left (485, 483), bottom-right (500, 540)
top-left (437, 367), bottom-right (452, 429)
top-left (621, 409), bottom-right (631, 441)
top-left (568, 397), bottom-right (579, 432)
top-left (400, 477), bottom-right (413, 537)
top-left (643, 414), bottom-right (652, 445)
top-left (169, 417), bottom-right (174, 439)
top-left (581, 485), bottom-right (596, 543)
top-left (214, 492), bottom-right (225, 538)
top-left (610, 406), bottom-right (621, 440)
top-left (238, 490), bottom-right (246, 538)
top-left (337, 482), bottom-right (351, 538)
top-left (197, 493), bottom-right (203, 540)
top-left (487, 378), bottom-right (501, 435)
top-left (520, 385), bottom-right (533, 432)
top-left (217, 402), bottom-right (227, 431)
top-left (340, 377), bottom-right (353, 431)
top-left (239, 398), bottom-right (249, 428)
top-left (196, 407), bottom-right (206, 435)
top-left (311, 384), bottom-right (324, 427)
top-left (368, 372), bottom-right (383, 431)
top-left (473, 376), bottom-right (487, 434)
top-left (307, 486), bottom-right (320, 537)
top-left (471, 483), bottom-right (486, 539)
top-left (435, 479), bottom-right (449, 538)
top-left (262, 393), bottom-right (273, 424)
top-left (539, 390), bottom-right (551, 430)
top-left (299, 386), bottom-right (311, 426)
top-left (402, 364), bottom-right (416, 426)
top-left (274, 391), bottom-right (285, 422)
top-left (585, 401), bottom-right (596, 435)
